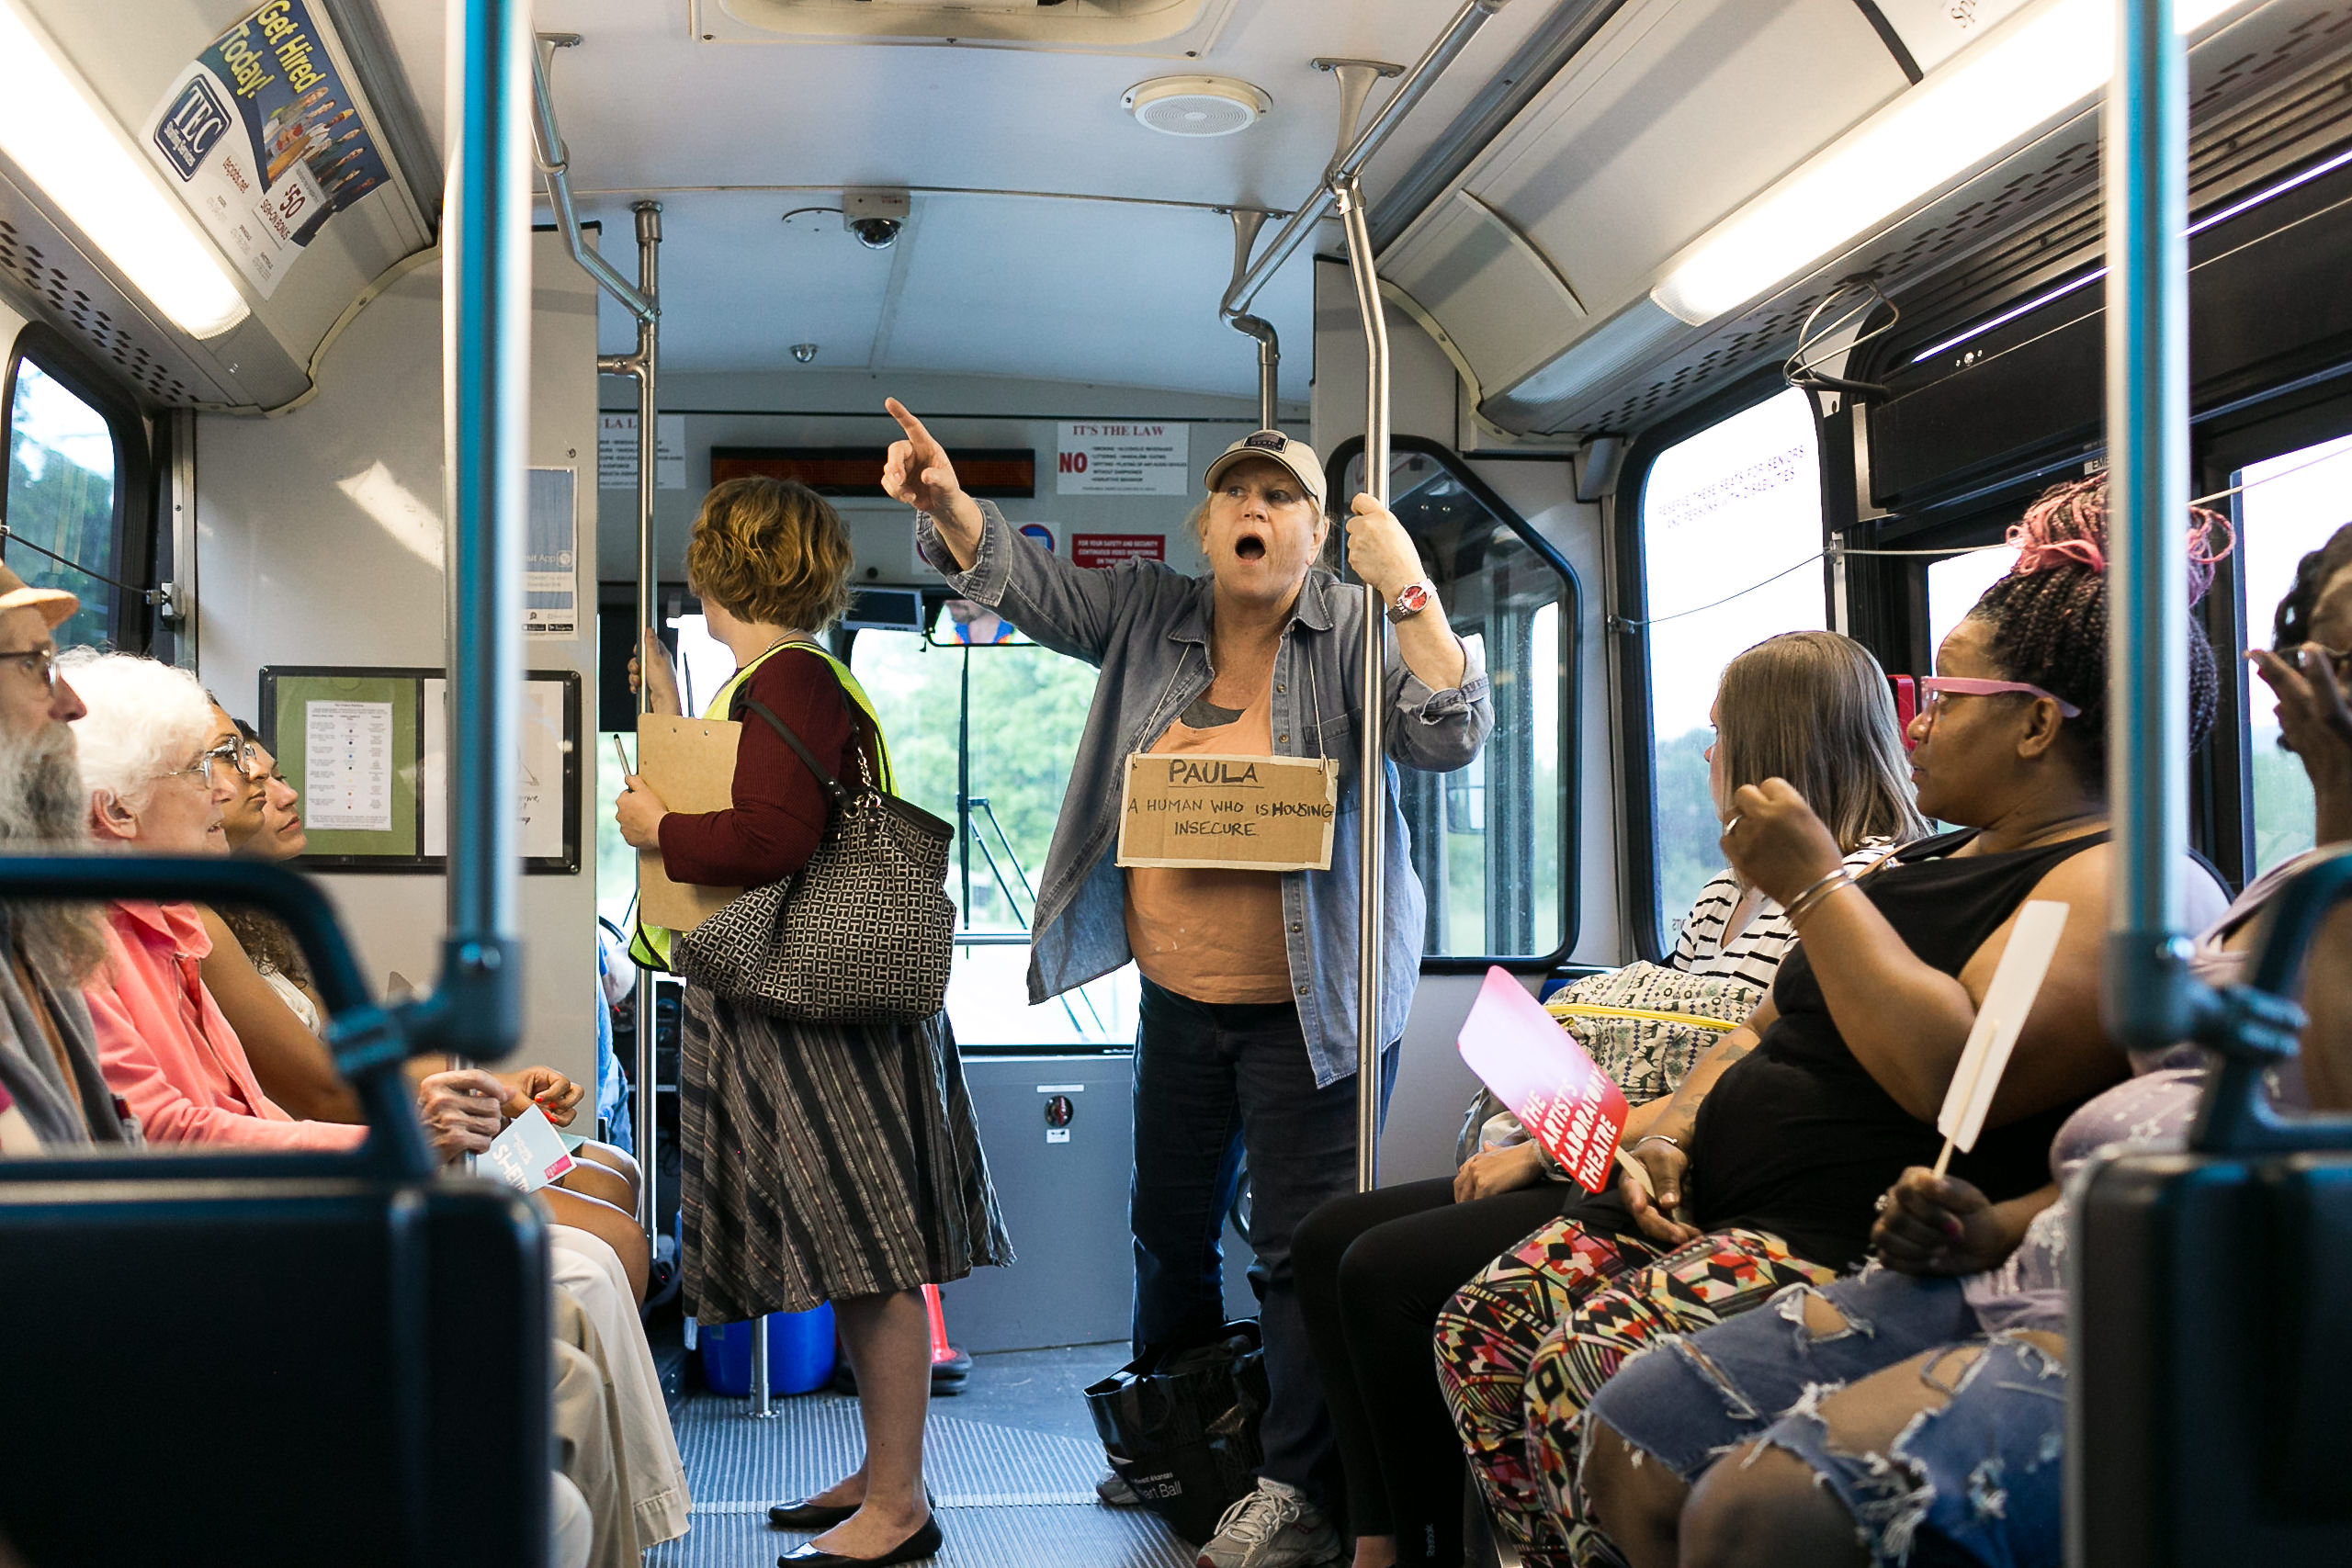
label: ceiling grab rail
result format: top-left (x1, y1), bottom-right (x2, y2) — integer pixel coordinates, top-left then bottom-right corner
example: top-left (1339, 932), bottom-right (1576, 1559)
top-left (1217, 0), bottom-right (1512, 330)
top-left (1222, 207), bottom-right (1282, 431)
top-left (529, 34), bottom-right (656, 325)
top-left (435, 0), bottom-right (531, 1064)
top-left (533, 36), bottom-right (668, 1247)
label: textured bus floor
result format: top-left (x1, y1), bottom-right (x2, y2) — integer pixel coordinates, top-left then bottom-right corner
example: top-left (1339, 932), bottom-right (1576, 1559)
top-left (650, 1342), bottom-right (1193, 1568)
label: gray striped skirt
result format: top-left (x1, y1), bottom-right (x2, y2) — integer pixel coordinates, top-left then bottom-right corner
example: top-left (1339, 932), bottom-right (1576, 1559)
top-left (679, 987), bottom-right (1014, 1324)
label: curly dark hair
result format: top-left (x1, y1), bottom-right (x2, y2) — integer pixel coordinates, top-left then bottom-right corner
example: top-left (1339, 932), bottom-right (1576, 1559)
top-left (2272, 520), bottom-right (2352, 650)
top-left (1963, 475), bottom-right (2229, 780)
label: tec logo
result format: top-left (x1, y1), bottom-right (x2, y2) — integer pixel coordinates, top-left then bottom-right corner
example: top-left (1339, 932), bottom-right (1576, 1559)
top-left (153, 76), bottom-right (232, 180)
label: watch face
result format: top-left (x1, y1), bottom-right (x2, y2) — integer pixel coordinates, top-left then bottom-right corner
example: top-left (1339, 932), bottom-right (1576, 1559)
top-left (1396, 583), bottom-right (1431, 614)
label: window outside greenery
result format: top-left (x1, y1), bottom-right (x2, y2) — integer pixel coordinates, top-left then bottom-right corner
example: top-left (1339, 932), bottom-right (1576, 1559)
top-left (854, 623), bottom-right (1138, 1047)
top-left (2237, 432), bottom-right (2352, 874)
top-left (1341, 448), bottom-right (1574, 960)
top-left (1639, 389), bottom-right (1826, 946)
top-left (5, 358), bottom-right (118, 650)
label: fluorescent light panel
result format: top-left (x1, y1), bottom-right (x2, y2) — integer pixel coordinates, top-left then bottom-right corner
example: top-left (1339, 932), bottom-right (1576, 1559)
top-left (1652, 0), bottom-right (2250, 328)
top-left (0, 0), bottom-right (249, 340)
top-left (1906, 141), bottom-right (2352, 365)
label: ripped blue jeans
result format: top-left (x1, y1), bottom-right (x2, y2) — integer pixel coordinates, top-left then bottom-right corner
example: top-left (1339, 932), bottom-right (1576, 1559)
top-left (1582, 1266), bottom-right (2068, 1568)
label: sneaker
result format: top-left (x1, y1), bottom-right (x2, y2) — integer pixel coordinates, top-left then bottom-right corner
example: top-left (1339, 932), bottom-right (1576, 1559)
top-left (1193, 1479), bottom-right (1340, 1568)
top-left (1096, 1471), bottom-right (1141, 1507)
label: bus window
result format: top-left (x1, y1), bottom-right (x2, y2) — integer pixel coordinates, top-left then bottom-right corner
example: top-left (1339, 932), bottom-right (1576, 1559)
top-left (2235, 431), bottom-right (2352, 874)
top-left (1336, 441), bottom-right (1578, 963)
top-left (4, 352), bottom-right (121, 650)
top-left (1636, 387), bottom-right (1826, 949)
top-left (854, 615), bottom-right (1140, 1048)
top-left (1926, 544), bottom-right (2018, 659)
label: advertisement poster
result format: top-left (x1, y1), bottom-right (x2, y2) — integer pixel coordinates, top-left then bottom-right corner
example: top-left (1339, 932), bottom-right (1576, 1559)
top-left (142, 0), bottom-right (391, 299)
top-left (524, 467), bottom-right (580, 638)
top-left (1056, 423), bottom-right (1190, 495)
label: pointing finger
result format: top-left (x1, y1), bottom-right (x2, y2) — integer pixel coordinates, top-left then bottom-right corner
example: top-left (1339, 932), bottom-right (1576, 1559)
top-left (884, 398), bottom-right (933, 449)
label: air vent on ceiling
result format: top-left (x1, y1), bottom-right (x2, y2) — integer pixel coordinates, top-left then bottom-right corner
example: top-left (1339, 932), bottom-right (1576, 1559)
top-left (1123, 75), bottom-right (1269, 136)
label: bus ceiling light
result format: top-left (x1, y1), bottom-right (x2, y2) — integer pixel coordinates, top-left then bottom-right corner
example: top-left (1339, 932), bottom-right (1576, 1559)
top-left (1648, 0), bottom-right (2250, 328)
top-left (0, 0), bottom-right (250, 340)
top-left (1123, 75), bottom-right (1272, 137)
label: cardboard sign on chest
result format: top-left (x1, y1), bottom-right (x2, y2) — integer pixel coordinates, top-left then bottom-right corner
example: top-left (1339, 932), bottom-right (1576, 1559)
top-left (1118, 676), bottom-right (1335, 872)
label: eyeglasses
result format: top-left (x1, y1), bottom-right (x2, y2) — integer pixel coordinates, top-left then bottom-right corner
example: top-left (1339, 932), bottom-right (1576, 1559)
top-left (0, 648), bottom-right (57, 690)
top-left (202, 738), bottom-right (262, 782)
top-left (1917, 676), bottom-right (2083, 720)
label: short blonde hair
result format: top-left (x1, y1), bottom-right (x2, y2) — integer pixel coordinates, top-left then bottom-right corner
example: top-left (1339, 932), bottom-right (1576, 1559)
top-left (684, 477), bottom-right (854, 631)
top-left (62, 650), bottom-right (215, 816)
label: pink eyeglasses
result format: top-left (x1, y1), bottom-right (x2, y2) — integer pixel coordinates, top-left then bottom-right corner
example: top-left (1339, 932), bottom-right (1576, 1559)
top-left (1917, 676), bottom-right (2083, 719)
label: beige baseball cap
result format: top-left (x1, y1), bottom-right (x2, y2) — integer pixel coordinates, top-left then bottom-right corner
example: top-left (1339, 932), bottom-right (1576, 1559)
top-left (1203, 429), bottom-right (1328, 513)
top-left (0, 561), bottom-right (76, 628)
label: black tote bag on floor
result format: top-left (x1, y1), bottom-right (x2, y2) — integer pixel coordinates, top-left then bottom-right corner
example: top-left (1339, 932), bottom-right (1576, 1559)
top-left (1083, 1322), bottom-right (1269, 1545)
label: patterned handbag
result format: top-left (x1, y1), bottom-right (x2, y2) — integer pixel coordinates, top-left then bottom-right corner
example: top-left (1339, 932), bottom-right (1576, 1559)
top-left (673, 692), bottom-right (956, 1024)
top-left (1456, 961), bottom-right (1764, 1167)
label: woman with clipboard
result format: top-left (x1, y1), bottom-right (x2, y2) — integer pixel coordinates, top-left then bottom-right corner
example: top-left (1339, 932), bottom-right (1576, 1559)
top-left (883, 400), bottom-right (1493, 1568)
top-left (616, 476), bottom-right (1011, 1568)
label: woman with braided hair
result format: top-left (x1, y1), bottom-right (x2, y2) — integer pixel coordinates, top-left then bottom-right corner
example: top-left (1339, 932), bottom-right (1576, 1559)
top-left (1432, 475), bottom-right (2230, 1567)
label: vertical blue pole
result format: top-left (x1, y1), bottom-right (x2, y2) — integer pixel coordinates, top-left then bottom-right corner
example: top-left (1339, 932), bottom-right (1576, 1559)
top-left (2102, 0), bottom-right (2194, 1050)
top-left (442, 0), bottom-right (528, 1057)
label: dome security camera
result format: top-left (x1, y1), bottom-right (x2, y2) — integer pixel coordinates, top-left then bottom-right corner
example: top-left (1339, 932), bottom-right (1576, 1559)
top-left (842, 188), bottom-right (909, 251)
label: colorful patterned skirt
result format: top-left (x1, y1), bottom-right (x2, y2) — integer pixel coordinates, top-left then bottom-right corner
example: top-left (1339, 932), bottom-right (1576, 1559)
top-left (1434, 1217), bottom-right (1836, 1567)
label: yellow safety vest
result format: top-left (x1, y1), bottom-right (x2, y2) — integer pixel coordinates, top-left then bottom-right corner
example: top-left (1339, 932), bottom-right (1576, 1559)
top-left (628, 637), bottom-right (893, 971)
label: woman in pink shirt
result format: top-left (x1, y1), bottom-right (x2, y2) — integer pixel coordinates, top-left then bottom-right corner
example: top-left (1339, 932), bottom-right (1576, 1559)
top-left (68, 653), bottom-right (499, 1159)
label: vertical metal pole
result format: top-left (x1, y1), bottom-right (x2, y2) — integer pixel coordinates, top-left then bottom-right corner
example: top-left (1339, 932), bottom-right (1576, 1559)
top-left (1334, 175), bottom-right (1387, 1195)
top-left (958, 646), bottom-right (973, 925)
top-left (1256, 331), bottom-right (1281, 434)
top-left (749, 1315), bottom-right (775, 1418)
top-left (1224, 209), bottom-right (1283, 434)
top-left (630, 201), bottom-right (663, 1240)
top-left (439, 0), bottom-right (529, 1060)
top-left (2100, 0), bottom-right (2194, 1051)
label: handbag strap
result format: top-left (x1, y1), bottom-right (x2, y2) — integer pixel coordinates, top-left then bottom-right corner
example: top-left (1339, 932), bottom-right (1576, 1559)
top-left (740, 697), bottom-right (856, 810)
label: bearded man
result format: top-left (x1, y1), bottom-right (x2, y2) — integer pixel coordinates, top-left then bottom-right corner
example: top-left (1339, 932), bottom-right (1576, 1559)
top-left (0, 566), bottom-right (129, 1152)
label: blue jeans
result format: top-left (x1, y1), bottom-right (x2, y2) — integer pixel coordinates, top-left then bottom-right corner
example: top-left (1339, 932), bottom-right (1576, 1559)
top-left (1130, 976), bottom-right (1397, 1501)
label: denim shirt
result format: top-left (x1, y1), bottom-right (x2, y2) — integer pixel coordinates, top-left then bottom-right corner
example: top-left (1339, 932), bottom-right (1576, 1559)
top-left (917, 502), bottom-right (1495, 1087)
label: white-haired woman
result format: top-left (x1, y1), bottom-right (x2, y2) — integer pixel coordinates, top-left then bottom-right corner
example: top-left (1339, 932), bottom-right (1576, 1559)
top-left (67, 652), bottom-right (505, 1157)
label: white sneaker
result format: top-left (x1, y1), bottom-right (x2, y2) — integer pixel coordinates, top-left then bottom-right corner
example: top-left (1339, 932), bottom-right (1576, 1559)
top-left (1193, 1479), bottom-right (1340, 1568)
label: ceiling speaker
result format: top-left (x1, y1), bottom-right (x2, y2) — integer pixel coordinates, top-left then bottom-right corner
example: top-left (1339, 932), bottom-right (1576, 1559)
top-left (1123, 75), bottom-right (1271, 137)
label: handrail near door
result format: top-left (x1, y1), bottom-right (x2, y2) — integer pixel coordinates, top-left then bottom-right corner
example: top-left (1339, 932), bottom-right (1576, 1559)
top-left (1219, 0), bottom-right (1518, 1192)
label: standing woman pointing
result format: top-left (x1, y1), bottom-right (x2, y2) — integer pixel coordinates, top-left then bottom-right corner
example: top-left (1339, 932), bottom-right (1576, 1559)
top-left (884, 401), bottom-right (1492, 1568)
top-left (616, 476), bottom-right (1011, 1567)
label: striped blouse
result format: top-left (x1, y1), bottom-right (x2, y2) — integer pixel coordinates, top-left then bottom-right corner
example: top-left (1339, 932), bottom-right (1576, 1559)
top-left (1668, 840), bottom-right (1901, 992)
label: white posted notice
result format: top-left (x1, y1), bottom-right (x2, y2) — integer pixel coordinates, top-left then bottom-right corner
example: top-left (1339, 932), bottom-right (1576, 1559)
top-left (1057, 423), bottom-right (1190, 495)
top-left (304, 700), bottom-right (394, 832)
top-left (597, 413), bottom-right (687, 490)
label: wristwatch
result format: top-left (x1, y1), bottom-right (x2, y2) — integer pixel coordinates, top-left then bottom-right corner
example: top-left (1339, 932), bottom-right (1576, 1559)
top-left (1386, 581), bottom-right (1436, 623)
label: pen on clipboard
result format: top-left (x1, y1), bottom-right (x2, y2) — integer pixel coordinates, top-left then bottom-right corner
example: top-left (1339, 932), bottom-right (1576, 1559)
top-left (614, 735), bottom-right (634, 784)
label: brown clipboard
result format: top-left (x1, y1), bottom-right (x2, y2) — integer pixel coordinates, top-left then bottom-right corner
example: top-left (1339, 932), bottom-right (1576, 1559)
top-left (636, 713), bottom-right (743, 932)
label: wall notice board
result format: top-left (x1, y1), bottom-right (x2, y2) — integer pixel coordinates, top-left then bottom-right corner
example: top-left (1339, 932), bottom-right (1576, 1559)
top-left (259, 666), bottom-right (582, 873)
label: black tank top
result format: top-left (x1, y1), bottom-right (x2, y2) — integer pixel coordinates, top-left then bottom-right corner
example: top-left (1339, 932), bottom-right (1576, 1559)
top-left (1687, 827), bottom-right (2111, 1270)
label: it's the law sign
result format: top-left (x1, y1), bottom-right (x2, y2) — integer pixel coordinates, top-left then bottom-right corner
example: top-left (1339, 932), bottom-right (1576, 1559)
top-left (1057, 423), bottom-right (1191, 496)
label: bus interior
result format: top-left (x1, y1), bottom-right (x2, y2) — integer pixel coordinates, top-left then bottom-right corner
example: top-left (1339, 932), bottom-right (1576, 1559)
top-left (0, 0), bottom-right (2347, 1563)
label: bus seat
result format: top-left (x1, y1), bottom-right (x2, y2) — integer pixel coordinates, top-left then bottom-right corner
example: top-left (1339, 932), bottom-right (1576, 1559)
top-left (0, 858), bottom-right (550, 1568)
top-left (1888, 674), bottom-right (1917, 746)
top-left (2075, 851), bottom-right (2352, 1566)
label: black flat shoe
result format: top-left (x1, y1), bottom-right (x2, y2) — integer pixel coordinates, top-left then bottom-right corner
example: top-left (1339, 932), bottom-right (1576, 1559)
top-left (779, 1514), bottom-right (943, 1566)
top-left (767, 1499), bottom-right (860, 1530)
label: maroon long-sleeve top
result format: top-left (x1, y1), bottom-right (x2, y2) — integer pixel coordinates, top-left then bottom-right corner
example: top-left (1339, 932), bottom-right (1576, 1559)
top-left (656, 649), bottom-right (869, 888)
